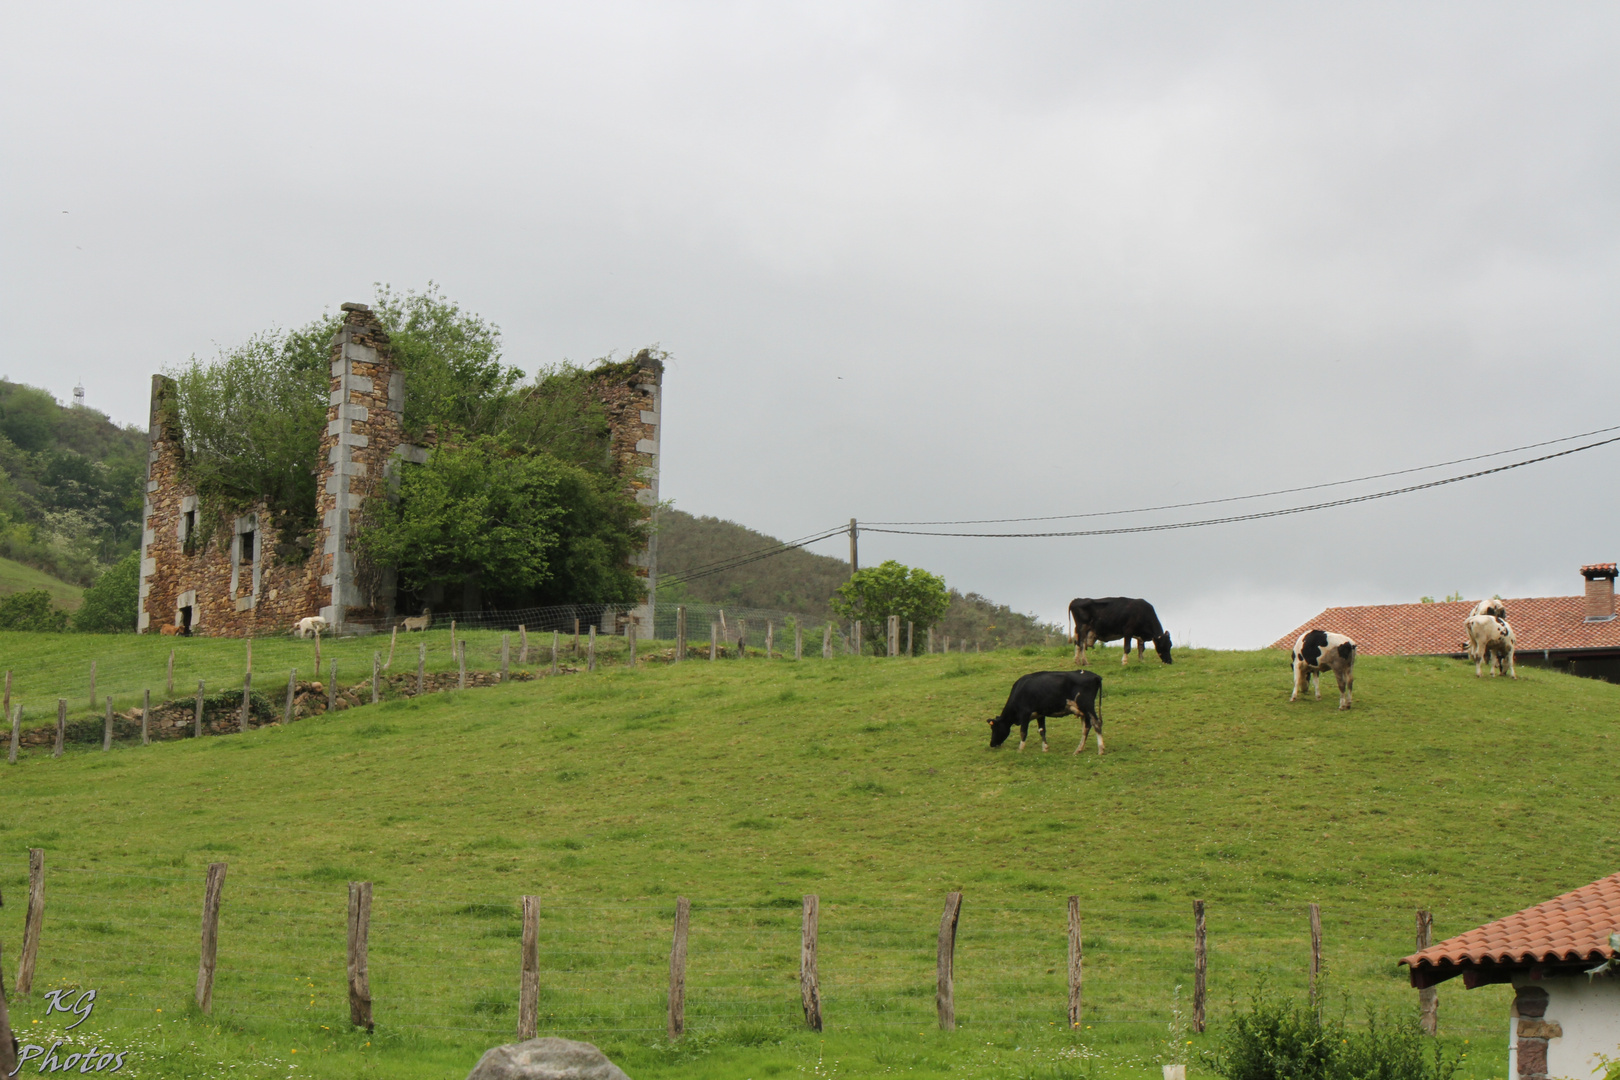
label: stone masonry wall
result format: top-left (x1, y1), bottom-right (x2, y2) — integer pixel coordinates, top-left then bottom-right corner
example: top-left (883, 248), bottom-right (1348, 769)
top-left (591, 349), bottom-right (663, 636)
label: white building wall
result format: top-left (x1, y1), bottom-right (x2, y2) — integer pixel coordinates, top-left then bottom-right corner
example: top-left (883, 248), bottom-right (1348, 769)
top-left (1524, 975), bottom-right (1620, 1080)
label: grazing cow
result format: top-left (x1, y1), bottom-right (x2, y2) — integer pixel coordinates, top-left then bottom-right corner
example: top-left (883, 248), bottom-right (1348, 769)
top-left (1069, 597), bottom-right (1173, 666)
top-left (294, 615), bottom-right (329, 639)
top-left (1465, 614), bottom-right (1517, 679)
top-left (402, 607), bottom-right (433, 632)
top-left (1471, 596), bottom-right (1507, 620)
top-left (1290, 629), bottom-right (1356, 709)
top-left (986, 670), bottom-right (1106, 755)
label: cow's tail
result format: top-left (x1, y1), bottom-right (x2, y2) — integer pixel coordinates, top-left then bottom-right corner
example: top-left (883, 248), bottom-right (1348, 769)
top-left (1095, 681), bottom-right (1103, 727)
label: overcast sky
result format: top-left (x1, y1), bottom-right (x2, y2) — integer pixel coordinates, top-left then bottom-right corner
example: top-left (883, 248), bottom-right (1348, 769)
top-left (5, 2), bottom-right (1617, 646)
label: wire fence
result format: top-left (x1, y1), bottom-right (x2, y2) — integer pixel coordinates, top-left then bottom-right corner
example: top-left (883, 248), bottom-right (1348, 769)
top-left (0, 856), bottom-right (1510, 1043)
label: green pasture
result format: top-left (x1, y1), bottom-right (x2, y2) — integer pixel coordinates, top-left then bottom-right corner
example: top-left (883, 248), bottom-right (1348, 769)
top-left (2, 633), bottom-right (1615, 1079)
top-left (0, 556), bottom-right (83, 609)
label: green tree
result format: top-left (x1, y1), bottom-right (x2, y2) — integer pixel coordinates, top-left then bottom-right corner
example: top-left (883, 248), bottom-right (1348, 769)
top-left (829, 560), bottom-right (951, 655)
top-left (72, 550), bottom-right (140, 632)
top-left (0, 383), bottom-right (58, 452)
top-left (0, 589), bottom-right (68, 631)
top-left (355, 439), bottom-right (646, 611)
top-left (373, 283), bottom-right (522, 438)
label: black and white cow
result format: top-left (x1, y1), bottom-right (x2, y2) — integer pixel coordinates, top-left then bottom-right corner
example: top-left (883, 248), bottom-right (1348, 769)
top-left (1465, 614), bottom-right (1517, 679)
top-left (986, 670), bottom-right (1106, 755)
top-left (1069, 597), bottom-right (1173, 666)
top-left (1290, 629), bottom-right (1356, 710)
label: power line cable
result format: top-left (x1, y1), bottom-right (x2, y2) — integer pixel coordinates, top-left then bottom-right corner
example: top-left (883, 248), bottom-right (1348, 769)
top-left (862, 422), bottom-right (1620, 527)
top-left (658, 526), bottom-right (847, 587)
top-left (859, 434), bottom-right (1620, 539)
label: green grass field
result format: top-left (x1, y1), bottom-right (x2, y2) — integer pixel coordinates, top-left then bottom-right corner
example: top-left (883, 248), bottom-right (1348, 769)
top-left (0, 556), bottom-right (83, 609)
top-left (3, 631), bottom-right (1616, 1079)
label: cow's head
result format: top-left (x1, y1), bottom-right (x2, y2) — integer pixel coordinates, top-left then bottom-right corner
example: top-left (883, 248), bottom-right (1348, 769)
top-left (986, 717), bottom-right (1014, 748)
top-left (1153, 632), bottom-right (1173, 664)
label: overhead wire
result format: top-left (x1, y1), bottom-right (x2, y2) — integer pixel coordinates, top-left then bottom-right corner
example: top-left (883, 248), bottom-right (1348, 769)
top-left (861, 422), bottom-right (1620, 527)
top-left (859, 434), bottom-right (1620, 539)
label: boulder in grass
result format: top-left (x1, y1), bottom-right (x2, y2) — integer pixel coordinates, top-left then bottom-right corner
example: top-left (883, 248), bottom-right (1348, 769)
top-left (465, 1037), bottom-right (631, 1080)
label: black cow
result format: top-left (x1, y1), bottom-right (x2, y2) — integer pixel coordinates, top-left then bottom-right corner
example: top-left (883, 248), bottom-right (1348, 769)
top-left (1069, 597), bottom-right (1172, 666)
top-left (986, 670), bottom-right (1106, 755)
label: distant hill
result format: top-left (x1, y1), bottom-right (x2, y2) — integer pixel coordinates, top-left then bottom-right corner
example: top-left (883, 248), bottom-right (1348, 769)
top-left (0, 380), bottom-right (146, 585)
top-left (655, 508), bottom-right (1061, 647)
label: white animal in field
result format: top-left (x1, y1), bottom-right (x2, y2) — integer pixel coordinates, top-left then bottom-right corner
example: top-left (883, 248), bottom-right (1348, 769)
top-left (1290, 629), bottom-right (1357, 710)
top-left (294, 616), bottom-right (329, 639)
top-left (1465, 614), bottom-right (1516, 679)
top-left (1471, 596), bottom-right (1507, 619)
top-left (401, 607), bottom-right (433, 632)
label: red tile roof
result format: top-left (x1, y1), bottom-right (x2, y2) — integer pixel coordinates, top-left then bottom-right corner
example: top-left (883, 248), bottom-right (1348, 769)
top-left (1402, 872), bottom-right (1620, 975)
top-left (1270, 593), bottom-right (1620, 655)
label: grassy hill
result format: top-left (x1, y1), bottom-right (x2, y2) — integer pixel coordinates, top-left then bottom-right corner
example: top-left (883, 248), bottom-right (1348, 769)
top-left (3, 633), bottom-right (1615, 1079)
top-left (0, 554), bottom-right (83, 609)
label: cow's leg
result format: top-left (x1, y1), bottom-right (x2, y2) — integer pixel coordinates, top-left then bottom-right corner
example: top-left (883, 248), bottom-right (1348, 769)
top-left (1092, 711), bottom-right (1105, 755)
top-left (1017, 716), bottom-right (1031, 752)
top-left (1290, 661), bottom-right (1303, 702)
top-left (1506, 645), bottom-right (1516, 680)
top-left (1334, 666), bottom-right (1350, 710)
top-left (1038, 716), bottom-right (1049, 752)
top-left (1120, 636), bottom-right (1131, 666)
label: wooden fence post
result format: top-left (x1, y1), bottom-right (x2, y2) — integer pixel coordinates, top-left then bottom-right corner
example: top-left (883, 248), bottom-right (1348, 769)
top-left (908, 621), bottom-right (914, 657)
top-left (928, 627), bottom-right (934, 654)
top-left (551, 631), bottom-right (559, 675)
top-left (240, 673), bottom-right (252, 732)
top-left (313, 626), bottom-right (321, 672)
top-left (196, 862), bottom-right (227, 1012)
top-left (501, 635), bottom-right (511, 682)
top-left (675, 606), bottom-right (686, 661)
top-left (0, 938), bottom-right (16, 1076)
top-left (285, 670), bottom-right (297, 724)
top-left (795, 626), bottom-right (803, 662)
top-left (587, 625), bottom-right (597, 672)
top-left (450, 619), bottom-right (457, 653)
top-left (103, 700), bottom-right (113, 751)
top-left (766, 622), bottom-right (774, 659)
top-left (167, 648), bottom-right (175, 698)
top-left (89, 660), bottom-right (97, 709)
top-left (328, 661), bottom-right (339, 713)
top-left (855, 620), bottom-right (862, 655)
top-left (1309, 902), bottom-right (1323, 1010)
top-left (738, 618), bottom-right (748, 659)
top-left (823, 624), bottom-right (832, 659)
top-left (628, 621), bottom-right (637, 666)
top-left (385, 625), bottom-right (397, 671)
top-left (943, 634), bottom-right (950, 654)
top-left (801, 894), bottom-right (822, 1031)
top-left (372, 651), bottom-right (381, 703)
top-left (458, 642), bottom-right (467, 690)
top-left (1067, 896), bottom-right (1083, 1028)
top-left (937, 890), bottom-right (962, 1030)
top-left (1417, 910), bottom-right (1438, 1034)
top-left (417, 642), bottom-right (426, 695)
top-left (53, 699), bottom-right (65, 758)
top-left (710, 622), bottom-right (718, 662)
top-left (347, 881), bottom-right (373, 1031)
top-left (1193, 899), bottom-right (1207, 1033)
top-left (17, 848), bottom-right (44, 995)
top-left (668, 896), bottom-right (690, 1039)
top-left (8, 704), bottom-right (18, 765)
top-left (519, 896), bottom-right (540, 1039)
top-left (519, 624), bottom-right (529, 665)
top-left (195, 680), bottom-right (205, 739)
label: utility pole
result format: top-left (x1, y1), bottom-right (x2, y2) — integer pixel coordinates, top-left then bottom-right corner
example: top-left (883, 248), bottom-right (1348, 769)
top-left (848, 518), bottom-right (859, 576)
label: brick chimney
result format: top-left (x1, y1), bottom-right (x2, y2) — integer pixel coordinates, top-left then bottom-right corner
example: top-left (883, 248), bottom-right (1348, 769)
top-left (1581, 563), bottom-right (1617, 622)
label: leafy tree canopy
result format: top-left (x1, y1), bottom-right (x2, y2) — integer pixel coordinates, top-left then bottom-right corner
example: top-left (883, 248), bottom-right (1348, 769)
top-left (829, 560), bottom-right (951, 654)
top-left (355, 437), bottom-right (647, 612)
top-left (73, 549), bottom-right (140, 632)
top-left (0, 588), bottom-right (68, 632)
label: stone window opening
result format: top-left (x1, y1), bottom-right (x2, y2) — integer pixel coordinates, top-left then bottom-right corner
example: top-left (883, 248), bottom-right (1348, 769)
top-left (178, 604), bottom-right (193, 636)
top-left (240, 527), bottom-right (255, 565)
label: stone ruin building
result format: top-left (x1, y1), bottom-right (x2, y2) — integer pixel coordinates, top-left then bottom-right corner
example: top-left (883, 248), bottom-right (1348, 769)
top-left (136, 302), bottom-right (662, 637)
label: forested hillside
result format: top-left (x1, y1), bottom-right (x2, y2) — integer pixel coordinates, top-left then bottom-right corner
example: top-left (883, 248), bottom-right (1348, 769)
top-left (0, 380), bottom-right (146, 585)
top-left (656, 508), bottom-right (1061, 646)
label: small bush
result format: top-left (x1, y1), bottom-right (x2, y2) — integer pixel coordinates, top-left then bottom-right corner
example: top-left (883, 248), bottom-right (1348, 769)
top-left (1208, 989), bottom-right (1458, 1080)
top-left (72, 550), bottom-right (139, 632)
top-left (0, 589), bottom-right (68, 631)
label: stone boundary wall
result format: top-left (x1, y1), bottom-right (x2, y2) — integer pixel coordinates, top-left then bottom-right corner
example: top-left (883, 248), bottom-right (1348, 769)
top-left (592, 349), bottom-right (663, 637)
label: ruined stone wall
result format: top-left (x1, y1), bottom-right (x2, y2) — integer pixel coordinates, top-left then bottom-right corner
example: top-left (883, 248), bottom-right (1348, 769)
top-left (138, 303), bottom-right (414, 637)
top-left (137, 378), bottom-right (329, 636)
top-left (591, 349), bottom-right (663, 636)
